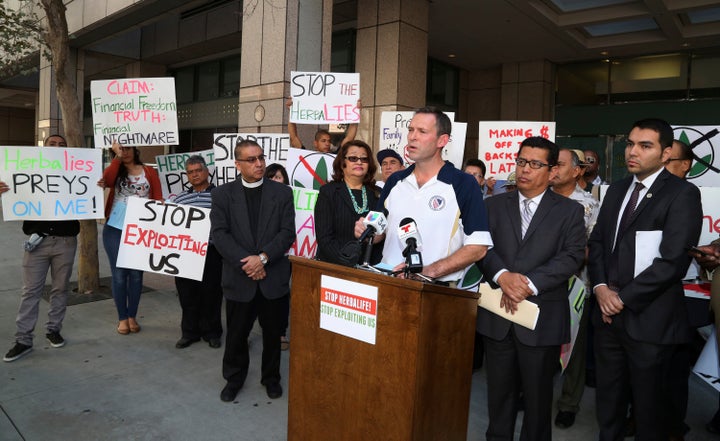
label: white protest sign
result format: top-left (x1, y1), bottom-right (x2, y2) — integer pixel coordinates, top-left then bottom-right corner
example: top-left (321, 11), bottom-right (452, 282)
top-left (156, 149), bottom-right (216, 200)
top-left (289, 186), bottom-right (319, 258)
top-left (212, 133), bottom-right (291, 186)
top-left (700, 187), bottom-right (720, 246)
top-left (286, 147), bottom-right (335, 190)
top-left (0, 146), bottom-right (104, 221)
top-left (378, 111), bottom-right (466, 167)
top-left (560, 276), bottom-right (586, 371)
top-left (320, 275), bottom-right (378, 344)
top-left (478, 121), bottom-right (556, 179)
top-left (289, 71), bottom-right (360, 124)
top-left (673, 125), bottom-right (720, 187)
top-left (90, 77), bottom-right (178, 148)
top-left (117, 198), bottom-right (211, 281)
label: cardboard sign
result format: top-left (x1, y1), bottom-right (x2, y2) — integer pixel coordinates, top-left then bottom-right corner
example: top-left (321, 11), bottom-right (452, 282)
top-left (378, 111), bottom-right (466, 168)
top-left (673, 125), bottom-right (720, 187)
top-left (289, 71), bottom-right (360, 124)
top-left (0, 146), bottom-right (104, 221)
top-left (156, 149), bottom-right (216, 200)
top-left (560, 276), bottom-right (586, 371)
top-left (117, 198), bottom-right (211, 281)
top-left (212, 133), bottom-right (290, 186)
top-left (285, 147), bottom-right (336, 190)
top-left (91, 77), bottom-right (178, 147)
top-left (289, 186), bottom-right (319, 258)
top-left (478, 121), bottom-right (556, 179)
top-left (320, 275), bottom-right (378, 344)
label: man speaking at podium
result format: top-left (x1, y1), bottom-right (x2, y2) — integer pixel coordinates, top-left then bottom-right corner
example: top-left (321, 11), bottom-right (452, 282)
top-left (477, 136), bottom-right (586, 441)
top-left (356, 106), bottom-right (492, 284)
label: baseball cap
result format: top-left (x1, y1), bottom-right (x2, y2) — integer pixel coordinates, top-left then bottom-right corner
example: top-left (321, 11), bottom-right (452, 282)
top-left (570, 149), bottom-right (588, 166)
top-left (502, 172), bottom-right (516, 187)
top-left (377, 149), bottom-right (404, 165)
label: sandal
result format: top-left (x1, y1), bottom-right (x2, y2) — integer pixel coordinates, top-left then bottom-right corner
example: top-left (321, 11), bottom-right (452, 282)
top-left (117, 320), bottom-right (130, 335)
top-left (128, 317), bottom-right (141, 333)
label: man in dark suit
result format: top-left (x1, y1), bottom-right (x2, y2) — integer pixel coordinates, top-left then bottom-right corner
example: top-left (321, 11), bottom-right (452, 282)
top-left (478, 137), bottom-right (586, 441)
top-left (588, 118), bottom-right (702, 441)
top-left (211, 139), bottom-right (296, 402)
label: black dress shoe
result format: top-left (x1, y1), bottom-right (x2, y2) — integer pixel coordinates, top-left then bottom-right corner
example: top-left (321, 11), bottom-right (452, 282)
top-left (265, 382), bottom-right (282, 399)
top-left (220, 383), bottom-right (241, 402)
top-left (555, 410), bottom-right (576, 429)
top-left (175, 337), bottom-right (200, 349)
top-left (208, 338), bottom-right (221, 348)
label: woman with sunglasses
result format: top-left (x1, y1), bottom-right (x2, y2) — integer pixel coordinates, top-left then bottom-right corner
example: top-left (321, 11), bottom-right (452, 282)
top-left (99, 142), bottom-right (162, 335)
top-left (315, 140), bottom-right (383, 266)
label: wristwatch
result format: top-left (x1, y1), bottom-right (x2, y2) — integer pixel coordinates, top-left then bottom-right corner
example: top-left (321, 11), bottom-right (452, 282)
top-left (259, 253), bottom-right (268, 265)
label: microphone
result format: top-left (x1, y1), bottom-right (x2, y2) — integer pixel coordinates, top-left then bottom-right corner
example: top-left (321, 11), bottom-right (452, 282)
top-left (358, 211), bottom-right (388, 243)
top-left (397, 218), bottom-right (423, 273)
top-left (359, 211), bottom-right (388, 266)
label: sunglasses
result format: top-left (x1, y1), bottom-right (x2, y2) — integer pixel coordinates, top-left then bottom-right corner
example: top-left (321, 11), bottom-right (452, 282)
top-left (236, 155), bottom-right (266, 164)
top-left (345, 156), bottom-right (370, 164)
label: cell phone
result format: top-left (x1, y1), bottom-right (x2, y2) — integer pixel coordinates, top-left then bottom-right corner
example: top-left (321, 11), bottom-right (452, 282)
top-left (689, 246), bottom-right (708, 257)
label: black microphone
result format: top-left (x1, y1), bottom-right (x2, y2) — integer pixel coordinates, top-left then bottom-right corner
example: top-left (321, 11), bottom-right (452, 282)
top-left (397, 218), bottom-right (423, 273)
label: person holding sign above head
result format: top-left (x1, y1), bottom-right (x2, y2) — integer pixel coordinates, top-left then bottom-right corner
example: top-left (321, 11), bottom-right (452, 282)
top-left (315, 140), bottom-right (383, 267)
top-left (286, 98), bottom-right (360, 153)
top-left (210, 139), bottom-right (295, 402)
top-left (477, 137), bottom-right (586, 441)
top-left (2, 135), bottom-right (79, 362)
top-left (170, 155), bottom-right (223, 350)
top-left (98, 141), bottom-right (162, 335)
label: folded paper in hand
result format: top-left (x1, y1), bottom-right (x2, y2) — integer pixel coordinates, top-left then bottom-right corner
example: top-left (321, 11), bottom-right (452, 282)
top-left (478, 283), bottom-right (539, 330)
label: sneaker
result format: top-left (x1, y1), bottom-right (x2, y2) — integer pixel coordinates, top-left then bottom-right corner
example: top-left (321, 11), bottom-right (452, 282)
top-left (3, 342), bottom-right (33, 362)
top-left (46, 331), bottom-right (65, 348)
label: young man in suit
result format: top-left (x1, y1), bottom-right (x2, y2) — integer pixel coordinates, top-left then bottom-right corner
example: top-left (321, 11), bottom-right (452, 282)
top-left (211, 139), bottom-right (296, 402)
top-left (588, 118), bottom-right (703, 440)
top-left (477, 137), bottom-right (586, 441)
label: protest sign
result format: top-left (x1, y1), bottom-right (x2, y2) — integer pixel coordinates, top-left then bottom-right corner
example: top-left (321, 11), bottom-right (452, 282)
top-left (673, 125), bottom-right (720, 187)
top-left (320, 275), bottom-right (378, 345)
top-left (286, 147), bottom-right (335, 190)
top-left (289, 71), bottom-right (360, 124)
top-left (91, 77), bottom-right (178, 148)
top-left (117, 198), bottom-right (211, 281)
top-left (156, 149), bottom-right (216, 200)
top-left (560, 276), bottom-right (586, 371)
top-left (378, 111), bottom-right (466, 167)
top-left (289, 186), bottom-right (319, 258)
top-left (478, 121), bottom-right (556, 179)
top-left (212, 133), bottom-right (290, 186)
top-left (1, 146), bottom-right (103, 221)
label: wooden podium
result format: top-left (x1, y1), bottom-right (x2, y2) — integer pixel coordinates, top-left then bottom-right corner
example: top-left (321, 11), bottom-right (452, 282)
top-left (288, 257), bottom-right (479, 441)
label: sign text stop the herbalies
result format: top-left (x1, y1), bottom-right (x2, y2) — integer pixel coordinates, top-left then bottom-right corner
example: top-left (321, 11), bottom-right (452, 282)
top-left (320, 275), bottom-right (378, 345)
top-left (289, 71), bottom-right (360, 124)
top-left (91, 78), bottom-right (178, 148)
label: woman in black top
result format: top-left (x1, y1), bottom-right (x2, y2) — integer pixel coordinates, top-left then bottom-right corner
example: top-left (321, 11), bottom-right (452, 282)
top-left (315, 140), bottom-right (383, 266)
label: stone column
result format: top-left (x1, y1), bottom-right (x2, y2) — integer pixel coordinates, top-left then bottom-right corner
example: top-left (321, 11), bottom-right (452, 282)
top-left (500, 60), bottom-right (555, 121)
top-left (238, 0), bottom-right (332, 138)
top-left (355, 0), bottom-right (429, 151)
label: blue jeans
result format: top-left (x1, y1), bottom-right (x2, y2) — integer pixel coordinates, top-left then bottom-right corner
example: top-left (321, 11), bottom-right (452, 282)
top-left (103, 225), bottom-right (143, 320)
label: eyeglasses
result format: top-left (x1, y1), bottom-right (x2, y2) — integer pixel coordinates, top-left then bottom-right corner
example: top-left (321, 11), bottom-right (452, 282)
top-left (236, 155), bottom-right (266, 164)
top-left (585, 157), bottom-right (596, 163)
top-left (516, 158), bottom-right (550, 169)
top-left (666, 158), bottom-right (689, 162)
top-left (345, 156), bottom-right (370, 164)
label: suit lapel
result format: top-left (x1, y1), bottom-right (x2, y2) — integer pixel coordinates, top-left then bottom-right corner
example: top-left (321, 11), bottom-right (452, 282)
top-left (256, 182), bottom-right (275, 243)
top-left (626, 169), bottom-right (668, 227)
top-left (232, 180), bottom-right (255, 247)
top-left (336, 182), bottom-right (357, 214)
top-left (505, 191), bottom-right (523, 244)
top-left (522, 190), bottom-right (555, 242)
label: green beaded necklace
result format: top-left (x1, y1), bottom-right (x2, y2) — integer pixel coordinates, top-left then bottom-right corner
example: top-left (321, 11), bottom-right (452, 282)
top-left (346, 183), bottom-right (368, 214)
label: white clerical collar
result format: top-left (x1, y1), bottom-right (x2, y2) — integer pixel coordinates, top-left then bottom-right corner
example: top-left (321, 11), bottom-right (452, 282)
top-left (242, 177), bottom-right (263, 188)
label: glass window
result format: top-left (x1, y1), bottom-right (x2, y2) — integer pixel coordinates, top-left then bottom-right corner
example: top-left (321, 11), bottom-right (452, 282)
top-left (426, 58), bottom-right (458, 110)
top-left (197, 61), bottom-right (220, 101)
top-left (331, 29), bottom-right (356, 73)
top-left (609, 53), bottom-right (688, 102)
top-left (221, 57), bottom-right (240, 98)
top-left (556, 61), bottom-right (609, 105)
top-left (175, 66), bottom-right (195, 104)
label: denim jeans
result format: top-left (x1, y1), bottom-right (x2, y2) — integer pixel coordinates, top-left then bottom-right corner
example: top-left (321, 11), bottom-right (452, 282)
top-left (103, 225), bottom-right (143, 320)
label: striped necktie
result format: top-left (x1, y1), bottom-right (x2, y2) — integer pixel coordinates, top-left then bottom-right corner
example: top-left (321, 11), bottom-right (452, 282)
top-left (521, 199), bottom-right (534, 238)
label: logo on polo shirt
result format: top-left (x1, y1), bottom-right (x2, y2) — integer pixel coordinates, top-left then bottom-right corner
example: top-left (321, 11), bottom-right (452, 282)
top-left (428, 195), bottom-right (445, 211)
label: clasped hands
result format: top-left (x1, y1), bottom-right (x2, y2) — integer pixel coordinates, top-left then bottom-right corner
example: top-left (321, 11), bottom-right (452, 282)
top-left (595, 285), bottom-right (623, 324)
top-left (497, 272), bottom-right (533, 314)
top-left (241, 255), bottom-right (266, 281)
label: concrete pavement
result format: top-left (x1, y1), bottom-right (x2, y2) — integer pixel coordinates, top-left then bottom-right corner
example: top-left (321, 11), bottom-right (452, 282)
top-left (0, 209), bottom-right (717, 440)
